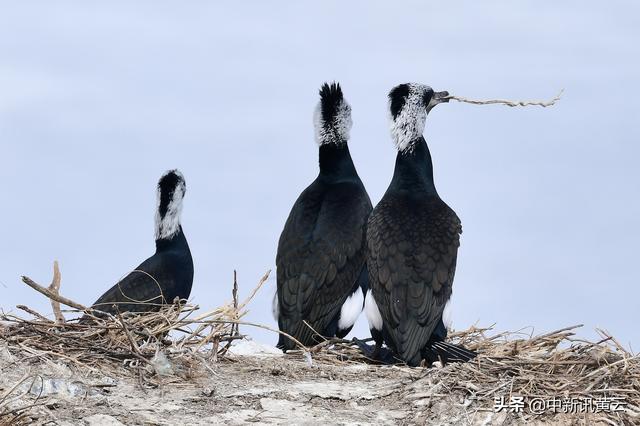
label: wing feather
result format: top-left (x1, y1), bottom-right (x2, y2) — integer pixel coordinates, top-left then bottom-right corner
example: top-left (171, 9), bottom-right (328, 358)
top-left (277, 180), bottom-right (372, 348)
top-left (367, 193), bottom-right (461, 365)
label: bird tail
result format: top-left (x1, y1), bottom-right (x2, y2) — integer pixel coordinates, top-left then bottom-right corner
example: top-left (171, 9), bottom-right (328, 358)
top-left (276, 319), bottom-right (324, 351)
top-left (427, 341), bottom-right (477, 363)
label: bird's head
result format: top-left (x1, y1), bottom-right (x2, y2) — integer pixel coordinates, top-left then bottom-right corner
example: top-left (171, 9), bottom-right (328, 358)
top-left (314, 82), bottom-right (352, 146)
top-left (155, 169), bottom-right (186, 240)
top-left (388, 83), bottom-right (449, 153)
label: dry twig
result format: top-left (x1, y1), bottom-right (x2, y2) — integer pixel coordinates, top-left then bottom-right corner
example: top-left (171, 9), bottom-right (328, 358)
top-left (47, 261), bottom-right (64, 324)
top-left (4, 263), bottom-right (639, 425)
top-left (446, 89), bottom-right (563, 108)
top-left (20, 275), bottom-right (87, 312)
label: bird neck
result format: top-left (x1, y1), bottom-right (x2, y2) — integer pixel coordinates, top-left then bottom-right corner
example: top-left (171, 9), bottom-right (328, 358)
top-left (318, 142), bottom-right (358, 181)
top-left (391, 137), bottom-right (437, 194)
top-left (155, 225), bottom-right (189, 253)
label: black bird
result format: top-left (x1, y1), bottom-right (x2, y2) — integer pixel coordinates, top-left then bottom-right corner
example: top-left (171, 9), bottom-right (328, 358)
top-left (275, 82), bottom-right (372, 350)
top-left (86, 170), bottom-right (194, 317)
top-left (365, 83), bottom-right (476, 366)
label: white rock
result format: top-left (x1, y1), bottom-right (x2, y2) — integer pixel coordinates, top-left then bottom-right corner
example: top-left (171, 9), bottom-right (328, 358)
top-left (83, 414), bottom-right (126, 426)
top-left (228, 339), bottom-right (283, 357)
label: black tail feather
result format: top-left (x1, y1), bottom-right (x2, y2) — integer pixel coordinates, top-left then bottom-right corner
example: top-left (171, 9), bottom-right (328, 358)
top-left (427, 341), bottom-right (477, 363)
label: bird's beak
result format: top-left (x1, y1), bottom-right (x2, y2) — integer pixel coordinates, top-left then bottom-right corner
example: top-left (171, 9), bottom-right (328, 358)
top-left (427, 90), bottom-right (450, 113)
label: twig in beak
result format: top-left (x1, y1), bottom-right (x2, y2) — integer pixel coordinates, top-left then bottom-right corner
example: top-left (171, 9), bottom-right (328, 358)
top-left (445, 89), bottom-right (563, 108)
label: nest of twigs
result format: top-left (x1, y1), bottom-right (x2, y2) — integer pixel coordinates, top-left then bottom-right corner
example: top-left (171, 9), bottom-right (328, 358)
top-left (409, 325), bottom-right (639, 424)
top-left (1, 262), bottom-right (639, 425)
top-left (282, 325), bottom-right (640, 423)
top-left (0, 265), bottom-right (274, 424)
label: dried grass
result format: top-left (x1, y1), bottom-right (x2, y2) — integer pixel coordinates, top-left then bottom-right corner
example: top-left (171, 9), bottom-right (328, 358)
top-left (2, 271), bottom-right (273, 369)
top-left (413, 325), bottom-right (638, 424)
top-left (0, 265), bottom-right (275, 424)
top-left (1, 263), bottom-right (639, 424)
top-left (281, 324), bottom-right (639, 423)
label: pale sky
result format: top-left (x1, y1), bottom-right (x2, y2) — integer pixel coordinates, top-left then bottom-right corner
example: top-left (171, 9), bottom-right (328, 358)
top-left (1, 2), bottom-right (638, 349)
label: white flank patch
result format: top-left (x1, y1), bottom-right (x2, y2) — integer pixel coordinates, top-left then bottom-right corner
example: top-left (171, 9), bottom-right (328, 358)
top-left (364, 290), bottom-right (383, 331)
top-left (389, 83), bottom-right (430, 153)
top-left (338, 287), bottom-right (364, 330)
top-left (272, 290), bottom-right (279, 322)
top-left (442, 300), bottom-right (453, 330)
top-left (313, 99), bottom-right (353, 146)
top-left (154, 172), bottom-right (186, 240)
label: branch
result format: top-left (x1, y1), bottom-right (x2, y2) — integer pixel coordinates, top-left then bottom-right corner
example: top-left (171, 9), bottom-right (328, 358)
top-left (210, 319), bottom-right (306, 350)
top-left (48, 261), bottom-right (65, 324)
top-left (446, 89), bottom-right (563, 108)
top-left (21, 275), bottom-right (88, 312)
top-left (232, 270), bottom-right (239, 336)
top-left (237, 269), bottom-right (271, 311)
top-left (115, 310), bottom-right (149, 365)
top-left (217, 270), bottom-right (240, 358)
top-left (16, 305), bottom-right (52, 322)
top-left (531, 324), bottom-right (583, 342)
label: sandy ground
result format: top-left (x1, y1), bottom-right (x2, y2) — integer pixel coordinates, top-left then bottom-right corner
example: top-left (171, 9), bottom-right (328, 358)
top-left (0, 341), bottom-right (613, 425)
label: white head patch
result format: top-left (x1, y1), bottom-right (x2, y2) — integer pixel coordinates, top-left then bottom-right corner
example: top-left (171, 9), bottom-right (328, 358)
top-left (389, 83), bottom-right (431, 153)
top-left (313, 82), bottom-right (353, 145)
top-left (314, 100), bottom-right (352, 145)
top-left (155, 169), bottom-right (186, 240)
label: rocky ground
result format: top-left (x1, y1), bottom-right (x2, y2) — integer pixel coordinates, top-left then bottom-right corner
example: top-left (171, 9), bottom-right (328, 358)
top-left (0, 340), bottom-right (618, 426)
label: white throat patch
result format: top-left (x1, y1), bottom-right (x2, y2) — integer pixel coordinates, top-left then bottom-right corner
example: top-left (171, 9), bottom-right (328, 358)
top-left (155, 176), bottom-right (185, 240)
top-left (313, 100), bottom-right (352, 146)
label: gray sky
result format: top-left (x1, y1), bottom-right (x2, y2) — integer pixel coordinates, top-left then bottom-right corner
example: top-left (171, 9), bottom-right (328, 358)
top-left (1, 2), bottom-right (638, 349)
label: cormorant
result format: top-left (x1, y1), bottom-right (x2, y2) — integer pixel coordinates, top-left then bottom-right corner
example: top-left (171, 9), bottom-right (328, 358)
top-left (275, 82), bottom-right (372, 350)
top-left (86, 169), bottom-right (194, 317)
top-left (365, 83), bottom-right (476, 366)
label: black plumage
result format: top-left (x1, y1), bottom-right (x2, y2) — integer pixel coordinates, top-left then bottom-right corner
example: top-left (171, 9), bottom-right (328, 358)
top-left (275, 83), bottom-right (372, 350)
top-left (86, 170), bottom-right (193, 317)
top-left (366, 83), bottom-right (475, 366)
